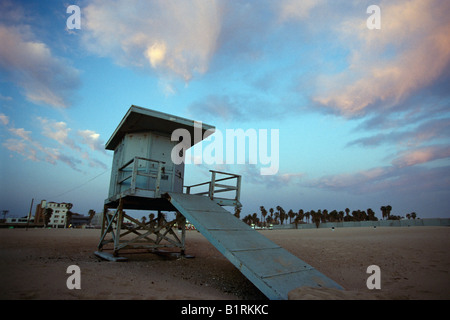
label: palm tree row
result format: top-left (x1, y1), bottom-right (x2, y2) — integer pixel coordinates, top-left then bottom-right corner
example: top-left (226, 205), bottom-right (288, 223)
top-left (239, 205), bottom-right (417, 228)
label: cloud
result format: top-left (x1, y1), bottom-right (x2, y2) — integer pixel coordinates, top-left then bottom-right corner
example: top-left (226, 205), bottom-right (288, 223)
top-left (0, 94), bottom-right (12, 101)
top-left (312, 0), bottom-right (450, 117)
top-left (307, 163), bottom-right (450, 196)
top-left (238, 164), bottom-right (304, 189)
top-left (348, 118), bottom-right (450, 147)
top-left (188, 95), bottom-right (246, 122)
top-left (2, 138), bottom-right (37, 161)
top-left (78, 129), bottom-right (106, 153)
top-left (2, 135), bottom-right (82, 171)
top-left (0, 113), bottom-right (9, 125)
top-left (81, 152), bottom-right (108, 170)
top-left (306, 141), bottom-right (450, 196)
top-left (187, 93), bottom-right (293, 123)
top-left (8, 127), bottom-right (32, 141)
top-left (277, 0), bottom-right (324, 22)
top-left (82, 0), bottom-right (223, 81)
top-left (1, 112), bottom-right (108, 171)
top-left (391, 145), bottom-right (450, 168)
top-left (38, 117), bottom-right (81, 152)
top-left (0, 24), bottom-right (80, 108)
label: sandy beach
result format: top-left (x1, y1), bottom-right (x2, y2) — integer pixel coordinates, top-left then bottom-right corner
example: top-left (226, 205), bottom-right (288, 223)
top-left (0, 226), bottom-right (449, 300)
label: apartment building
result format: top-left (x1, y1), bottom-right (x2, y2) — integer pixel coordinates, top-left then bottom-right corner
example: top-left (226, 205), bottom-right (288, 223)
top-left (35, 200), bottom-right (72, 228)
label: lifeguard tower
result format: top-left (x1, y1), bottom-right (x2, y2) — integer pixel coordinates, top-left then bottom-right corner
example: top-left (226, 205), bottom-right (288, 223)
top-left (96, 105), bottom-right (343, 300)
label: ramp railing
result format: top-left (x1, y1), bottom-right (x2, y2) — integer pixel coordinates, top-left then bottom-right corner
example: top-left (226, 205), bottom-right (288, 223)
top-left (185, 170), bottom-right (242, 207)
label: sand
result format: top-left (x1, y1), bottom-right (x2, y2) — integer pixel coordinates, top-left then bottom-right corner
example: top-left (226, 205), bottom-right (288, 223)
top-left (0, 226), bottom-right (449, 300)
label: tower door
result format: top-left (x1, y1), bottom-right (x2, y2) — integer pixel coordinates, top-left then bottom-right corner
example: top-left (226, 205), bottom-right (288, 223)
top-left (149, 134), bottom-right (176, 193)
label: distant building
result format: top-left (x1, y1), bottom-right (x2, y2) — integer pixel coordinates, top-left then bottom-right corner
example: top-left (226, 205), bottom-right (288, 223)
top-left (89, 212), bottom-right (103, 228)
top-left (69, 213), bottom-right (91, 228)
top-left (35, 200), bottom-right (72, 228)
top-left (5, 217), bottom-right (32, 224)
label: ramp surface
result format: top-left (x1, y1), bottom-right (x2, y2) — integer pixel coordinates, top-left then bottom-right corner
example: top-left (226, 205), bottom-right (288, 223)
top-left (166, 193), bottom-right (343, 300)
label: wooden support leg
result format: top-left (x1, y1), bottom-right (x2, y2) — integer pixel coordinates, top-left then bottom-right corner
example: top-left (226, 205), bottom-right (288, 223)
top-left (178, 212), bottom-right (186, 256)
top-left (113, 198), bottom-right (124, 256)
top-left (98, 205), bottom-right (109, 251)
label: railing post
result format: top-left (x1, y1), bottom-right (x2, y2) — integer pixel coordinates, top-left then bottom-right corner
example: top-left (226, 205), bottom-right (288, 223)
top-left (131, 157), bottom-right (138, 193)
top-left (209, 171), bottom-right (216, 200)
top-left (155, 161), bottom-right (162, 197)
top-left (236, 175), bottom-right (242, 203)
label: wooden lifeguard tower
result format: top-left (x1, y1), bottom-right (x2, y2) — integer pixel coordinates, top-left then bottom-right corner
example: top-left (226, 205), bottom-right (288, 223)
top-left (96, 105), bottom-right (343, 300)
top-left (97, 105), bottom-right (242, 258)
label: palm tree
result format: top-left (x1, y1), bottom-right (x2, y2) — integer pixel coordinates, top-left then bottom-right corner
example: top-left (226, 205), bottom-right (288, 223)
top-left (276, 206), bottom-right (286, 225)
top-left (243, 214), bottom-right (253, 226)
top-left (311, 210), bottom-right (320, 228)
top-left (386, 205), bottom-right (392, 220)
top-left (88, 209), bottom-right (96, 224)
top-left (294, 215), bottom-right (301, 229)
top-left (260, 206), bottom-right (267, 227)
top-left (360, 210), bottom-right (368, 221)
top-left (345, 208), bottom-right (350, 221)
top-left (321, 209), bottom-right (328, 223)
top-left (305, 211), bottom-right (310, 224)
top-left (65, 210), bottom-right (73, 228)
top-left (288, 209), bottom-right (295, 224)
top-left (44, 208), bottom-right (53, 227)
top-left (380, 206), bottom-right (386, 220)
top-left (367, 208), bottom-right (377, 221)
top-left (338, 210), bottom-right (344, 222)
top-left (411, 212), bottom-right (417, 219)
top-left (234, 206), bottom-right (241, 219)
top-left (251, 213), bottom-right (259, 227)
top-left (274, 208), bottom-right (280, 225)
top-left (298, 209), bottom-right (304, 223)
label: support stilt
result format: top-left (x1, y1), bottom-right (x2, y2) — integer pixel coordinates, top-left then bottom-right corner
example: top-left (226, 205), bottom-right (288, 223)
top-left (97, 198), bottom-right (187, 258)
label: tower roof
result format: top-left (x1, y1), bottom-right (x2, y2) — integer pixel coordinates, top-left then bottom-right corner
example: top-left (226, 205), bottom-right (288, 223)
top-left (105, 105), bottom-right (215, 150)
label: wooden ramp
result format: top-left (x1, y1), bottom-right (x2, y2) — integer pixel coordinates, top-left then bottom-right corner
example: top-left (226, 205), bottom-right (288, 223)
top-left (166, 192), bottom-right (343, 300)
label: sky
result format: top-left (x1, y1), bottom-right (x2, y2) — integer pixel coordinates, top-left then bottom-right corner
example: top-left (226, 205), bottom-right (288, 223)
top-left (1, 0), bottom-right (449, 221)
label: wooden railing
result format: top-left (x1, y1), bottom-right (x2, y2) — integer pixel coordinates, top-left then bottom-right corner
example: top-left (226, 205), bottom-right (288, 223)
top-left (117, 156), bottom-right (165, 197)
top-left (185, 170), bottom-right (242, 207)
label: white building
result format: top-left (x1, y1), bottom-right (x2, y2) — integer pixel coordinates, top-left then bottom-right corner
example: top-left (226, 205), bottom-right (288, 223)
top-left (35, 200), bottom-right (72, 228)
top-left (5, 217), bottom-right (32, 224)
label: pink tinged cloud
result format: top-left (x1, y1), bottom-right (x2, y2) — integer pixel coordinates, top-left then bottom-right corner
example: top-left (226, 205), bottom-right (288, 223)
top-left (313, 0), bottom-right (450, 116)
top-left (82, 0), bottom-right (223, 81)
top-left (78, 129), bottom-right (106, 153)
top-left (0, 113), bottom-right (10, 125)
top-left (38, 117), bottom-right (81, 152)
top-left (392, 145), bottom-right (450, 168)
top-left (1, 113), bottom-right (107, 171)
top-left (0, 25), bottom-right (80, 108)
top-left (277, 0), bottom-right (324, 22)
